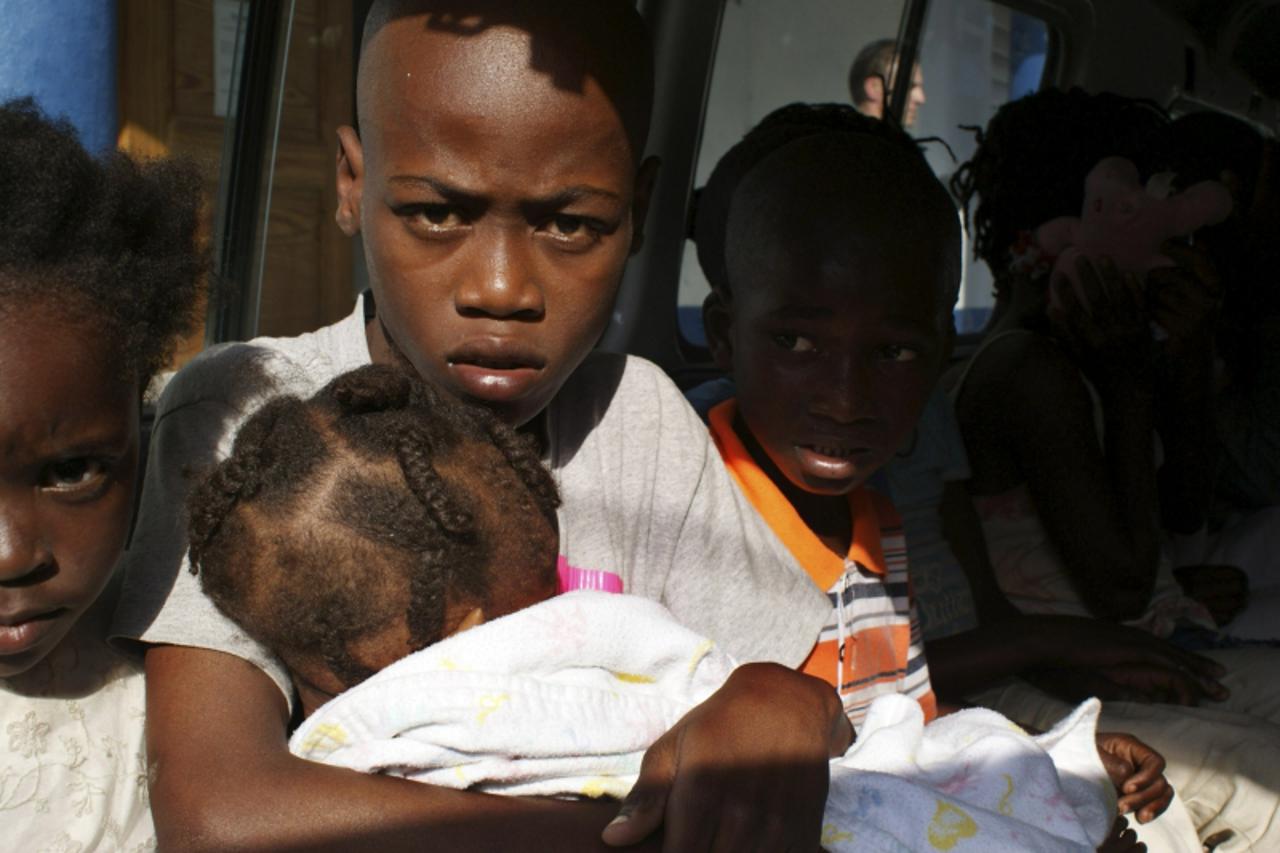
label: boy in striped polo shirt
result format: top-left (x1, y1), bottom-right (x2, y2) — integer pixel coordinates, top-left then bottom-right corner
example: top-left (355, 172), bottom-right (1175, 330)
top-left (694, 104), bottom-right (960, 727)
top-left (693, 107), bottom-right (1177, 842)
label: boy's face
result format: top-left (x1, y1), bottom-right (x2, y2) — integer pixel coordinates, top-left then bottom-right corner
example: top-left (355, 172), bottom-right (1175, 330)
top-left (337, 20), bottom-right (655, 427)
top-left (0, 309), bottom-right (139, 677)
top-left (708, 186), bottom-right (953, 497)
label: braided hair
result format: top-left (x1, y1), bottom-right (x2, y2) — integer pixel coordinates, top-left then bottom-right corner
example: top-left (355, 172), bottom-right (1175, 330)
top-left (0, 97), bottom-right (207, 387)
top-left (950, 87), bottom-right (1169, 296)
top-left (693, 101), bottom-right (959, 311)
top-left (187, 364), bottom-right (561, 689)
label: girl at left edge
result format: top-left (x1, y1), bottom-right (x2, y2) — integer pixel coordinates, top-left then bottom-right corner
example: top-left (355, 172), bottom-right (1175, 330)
top-left (0, 96), bottom-right (207, 852)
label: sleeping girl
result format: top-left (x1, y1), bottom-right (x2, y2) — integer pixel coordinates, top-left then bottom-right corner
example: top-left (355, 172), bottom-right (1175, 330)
top-left (185, 363), bottom-right (1125, 852)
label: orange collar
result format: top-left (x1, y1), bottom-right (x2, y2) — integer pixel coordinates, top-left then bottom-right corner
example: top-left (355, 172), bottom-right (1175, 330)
top-left (707, 400), bottom-right (887, 593)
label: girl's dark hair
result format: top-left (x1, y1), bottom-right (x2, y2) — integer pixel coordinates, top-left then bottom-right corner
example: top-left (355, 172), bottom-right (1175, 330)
top-left (950, 87), bottom-right (1169, 292)
top-left (0, 97), bottom-right (207, 386)
top-left (187, 364), bottom-right (561, 688)
top-left (694, 102), bottom-right (956, 303)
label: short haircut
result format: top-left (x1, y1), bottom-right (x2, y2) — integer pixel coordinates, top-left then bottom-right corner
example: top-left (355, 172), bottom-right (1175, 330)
top-left (951, 87), bottom-right (1169, 289)
top-left (848, 38), bottom-right (898, 105)
top-left (357, 0), bottom-right (654, 160)
top-left (0, 98), bottom-right (207, 386)
top-left (694, 102), bottom-right (960, 313)
top-left (187, 364), bottom-right (561, 689)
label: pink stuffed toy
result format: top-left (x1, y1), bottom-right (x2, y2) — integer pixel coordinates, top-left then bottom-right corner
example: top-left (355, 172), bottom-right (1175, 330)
top-left (1035, 156), bottom-right (1233, 309)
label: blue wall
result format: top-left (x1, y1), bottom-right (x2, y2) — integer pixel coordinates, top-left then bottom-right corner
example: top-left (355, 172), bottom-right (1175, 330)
top-left (0, 1), bottom-right (117, 152)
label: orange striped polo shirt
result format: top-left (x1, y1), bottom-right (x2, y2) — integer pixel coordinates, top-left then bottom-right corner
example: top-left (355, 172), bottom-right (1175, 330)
top-left (708, 400), bottom-right (937, 727)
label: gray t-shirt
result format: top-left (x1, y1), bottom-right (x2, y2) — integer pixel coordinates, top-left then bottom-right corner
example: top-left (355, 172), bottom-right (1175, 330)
top-left (112, 299), bottom-right (829, 708)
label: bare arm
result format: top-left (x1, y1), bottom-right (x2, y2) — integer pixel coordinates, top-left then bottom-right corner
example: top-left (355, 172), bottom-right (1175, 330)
top-left (146, 645), bottom-right (645, 853)
top-left (1148, 242), bottom-right (1222, 534)
top-left (1003, 349), bottom-right (1159, 619)
top-left (924, 613), bottom-right (1225, 705)
top-left (928, 472), bottom-right (1223, 704)
top-left (1003, 265), bottom-right (1162, 621)
top-left (937, 481), bottom-right (1019, 625)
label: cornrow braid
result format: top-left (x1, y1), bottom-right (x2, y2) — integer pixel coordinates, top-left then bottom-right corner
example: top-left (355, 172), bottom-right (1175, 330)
top-left (482, 418), bottom-right (560, 528)
top-left (396, 423), bottom-right (477, 538)
top-left (187, 364), bottom-right (562, 693)
top-left (187, 397), bottom-right (311, 573)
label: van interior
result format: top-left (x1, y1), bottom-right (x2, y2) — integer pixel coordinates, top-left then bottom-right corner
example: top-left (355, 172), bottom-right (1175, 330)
top-left (113, 0), bottom-right (1278, 383)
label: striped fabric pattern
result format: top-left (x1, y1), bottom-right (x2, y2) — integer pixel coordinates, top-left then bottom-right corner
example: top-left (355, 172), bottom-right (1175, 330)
top-left (708, 401), bottom-right (937, 728)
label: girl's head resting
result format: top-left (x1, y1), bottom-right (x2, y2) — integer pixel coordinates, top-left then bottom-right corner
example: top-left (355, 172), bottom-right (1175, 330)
top-left (0, 98), bottom-right (206, 677)
top-left (698, 103), bottom-right (959, 497)
top-left (187, 364), bottom-right (561, 715)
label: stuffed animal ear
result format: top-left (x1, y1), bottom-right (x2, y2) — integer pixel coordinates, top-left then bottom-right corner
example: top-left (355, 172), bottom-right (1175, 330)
top-left (1085, 157), bottom-right (1142, 199)
top-left (1035, 216), bottom-right (1078, 255)
top-left (1146, 172), bottom-right (1177, 200)
top-left (1169, 180), bottom-right (1234, 234)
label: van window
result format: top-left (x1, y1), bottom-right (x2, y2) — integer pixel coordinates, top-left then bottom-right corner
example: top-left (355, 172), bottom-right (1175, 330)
top-left (677, 0), bottom-right (1050, 346)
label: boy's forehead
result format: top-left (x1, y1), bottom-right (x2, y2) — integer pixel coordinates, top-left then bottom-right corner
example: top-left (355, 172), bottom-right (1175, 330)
top-left (725, 137), bottom-right (958, 310)
top-left (357, 27), bottom-right (638, 194)
top-left (357, 4), bottom-right (652, 159)
top-left (367, 25), bottom-right (611, 134)
top-left (735, 249), bottom-right (948, 323)
top-left (728, 202), bottom-right (954, 325)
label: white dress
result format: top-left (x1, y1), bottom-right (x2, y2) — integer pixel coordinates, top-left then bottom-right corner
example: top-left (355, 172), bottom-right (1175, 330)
top-left (2, 582), bottom-right (154, 852)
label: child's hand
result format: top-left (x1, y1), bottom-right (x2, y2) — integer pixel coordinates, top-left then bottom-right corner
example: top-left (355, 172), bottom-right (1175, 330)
top-left (1031, 616), bottom-right (1227, 684)
top-left (1096, 732), bottom-right (1173, 823)
top-left (1096, 816), bottom-right (1146, 853)
top-left (602, 662), bottom-right (851, 851)
top-left (1148, 240), bottom-right (1222, 353)
top-left (1034, 661), bottom-right (1226, 706)
top-left (1025, 616), bottom-right (1228, 704)
top-left (1093, 661), bottom-right (1230, 705)
top-left (1174, 564), bottom-right (1249, 627)
top-left (1050, 256), bottom-right (1154, 392)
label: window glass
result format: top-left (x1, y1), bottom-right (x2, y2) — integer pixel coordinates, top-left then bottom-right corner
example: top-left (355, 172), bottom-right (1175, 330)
top-left (3, 1), bottom-right (258, 372)
top-left (678, 0), bottom-right (1049, 345)
top-left (250, 0), bottom-right (358, 340)
top-left (914, 1), bottom-right (1048, 333)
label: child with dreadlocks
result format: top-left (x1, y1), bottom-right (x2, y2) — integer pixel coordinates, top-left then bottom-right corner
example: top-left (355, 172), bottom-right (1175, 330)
top-left (0, 97), bottom-right (206, 850)
top-left (187, 363), bottom-right (1128, 853)
top-left (948, 86), bottom-right (1280, 852)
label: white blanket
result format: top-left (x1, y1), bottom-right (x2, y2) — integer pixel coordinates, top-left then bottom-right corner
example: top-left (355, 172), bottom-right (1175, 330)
top-left (291, 592), bottom-right (1114, 851)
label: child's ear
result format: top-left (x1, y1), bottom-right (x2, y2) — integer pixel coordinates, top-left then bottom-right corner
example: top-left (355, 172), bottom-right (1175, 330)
top-left (335, 125), bottom-right (365, 237)
top-left (454, 606), bottom-right (486, 635)
top-left (703, 289), bottom-right (734, 371)
top-left (629, 155), bottom-right (662, 256)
